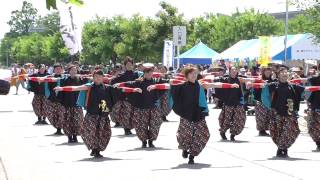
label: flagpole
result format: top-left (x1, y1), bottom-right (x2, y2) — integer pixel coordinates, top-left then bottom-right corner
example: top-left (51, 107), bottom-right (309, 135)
top-left (284, 0), bottom-right (289, 63)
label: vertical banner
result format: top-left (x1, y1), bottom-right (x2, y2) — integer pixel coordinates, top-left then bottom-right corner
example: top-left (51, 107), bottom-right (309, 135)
top-left (162, 40), bottom-right (174, 68)
top-left (259, 36), bottom-right (271, 66)
top-left (58, 1), bottom-right (80, 55)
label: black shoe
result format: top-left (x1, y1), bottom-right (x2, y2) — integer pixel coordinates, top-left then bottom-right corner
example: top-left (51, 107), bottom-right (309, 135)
top-left (72, 135), bottom-right (78, 143)
top-left (68, 136), bottom-right (73, 143)
top-left (148, 140), bottom-right (155, 148)
top-left (94, 151), bottom-right (103, 158)
top-left (188, 155), bottom-right (195, 164)
top-left (40, 117), bottom-right (48, 124)
top-left (35, 117), bottom-right (42, 125)
top-left (34, 120), bottom-right (42, 125)
top-left (41, 120), bottom-right (49, 125)
top-left (90, 149), bottom-right (97, 156)
top-left (142, 141), bottom-right (147, 148)
top-left (283, 149), bottom-right (289, 158)
top-left (54, 128), bottom-right (63, 135)
top-left (276, 149), bottom-right (287, 158)
top-left (220, 132), bottom-right (227, 140)
top-left (124, 128), bottom-right (132, 135)
top-left (276, 148), bottom-right (282, 157)
top-left (182, 150), bottom-right (189, 158)
top-left (114, 122), bottom-right (121, 128)
top-left (316, 142), bottom-right (320, 151)
top-left (230, 134), bottom-right (235, 142)
top-left (258, 130), bottom-right (270, 136)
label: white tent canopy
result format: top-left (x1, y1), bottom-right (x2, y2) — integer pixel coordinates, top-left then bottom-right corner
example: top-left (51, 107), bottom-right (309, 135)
top-left (216, 33), bottom-right (320, 61)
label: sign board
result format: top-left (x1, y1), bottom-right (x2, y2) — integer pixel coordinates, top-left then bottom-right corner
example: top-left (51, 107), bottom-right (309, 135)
top-left (173, 26), bottom-right (186, 46)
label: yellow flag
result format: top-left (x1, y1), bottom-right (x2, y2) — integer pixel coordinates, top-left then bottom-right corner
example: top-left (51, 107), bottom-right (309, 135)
top-left (259, 36), bottom-right (271, 66)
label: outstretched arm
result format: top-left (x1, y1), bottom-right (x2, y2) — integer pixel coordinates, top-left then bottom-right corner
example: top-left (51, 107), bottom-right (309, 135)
top-left (201, 82), bottom-right (239, 89)
top-left (54, 85), bottom-right (89, 92)
top-left (305, 86), bottom-right (320, 92)
top-left (246, 82), bottom-right (266, 89)
top-left (289, 78), bottom-right (308, 84)
top-left (147, 83), bottom-right (170, 91)
top-left (118, 87), bottom-right (142, 93)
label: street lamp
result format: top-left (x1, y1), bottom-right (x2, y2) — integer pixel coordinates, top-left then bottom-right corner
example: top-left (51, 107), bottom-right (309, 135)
top-left (284, 0), bottom-right (289, 63)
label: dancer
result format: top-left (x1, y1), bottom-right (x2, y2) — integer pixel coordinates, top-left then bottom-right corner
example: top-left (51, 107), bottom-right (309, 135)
top-left (59, 65), bottom-right (87, 143)
top-left (253, 66), bottom-right (276, 136)
top-left (169, 65), bottom-right (239, 164)
top-left (215, 66), bottom-right (246, 141)
top-left (44, 63), bottom-right (65, 135)
top-left (55, 70), bottom-right (140, 157)
top-left (28, 64), bottom-right (49, 125)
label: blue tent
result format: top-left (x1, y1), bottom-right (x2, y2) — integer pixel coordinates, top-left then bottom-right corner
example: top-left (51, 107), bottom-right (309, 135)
top-left (175, 42), bottom-right (220, 65)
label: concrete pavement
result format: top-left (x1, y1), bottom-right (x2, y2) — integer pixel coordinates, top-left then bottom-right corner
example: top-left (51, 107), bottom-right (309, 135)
top-left (0, 87), bottom-right (319, 180)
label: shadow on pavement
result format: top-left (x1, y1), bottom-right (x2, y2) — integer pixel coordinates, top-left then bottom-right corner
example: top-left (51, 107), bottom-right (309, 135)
top-left (33, 124), bottom-right (51, 126)
top-left (217, 140), bottom-right (250, 143)
top-left (55, 142), bottom-right (85, 146)
top-left (113, 134), bottom-right (136, 138)
top-left (118, 147), bottom-right (174, 153)
top-left (153, 163), bottom-right (242, 171)
top-left (0, 110), bottom-right (14, 113)
top-left (77, 157), bottom-right (124, 162)
top-left (45, 134), bottom-right (65, 137)
top-left (267, 156), bottom-right (310, 161)
top-left (17, 110), bottom-right (34, 112)
top-left (171, 163), bottom-right (212, 169)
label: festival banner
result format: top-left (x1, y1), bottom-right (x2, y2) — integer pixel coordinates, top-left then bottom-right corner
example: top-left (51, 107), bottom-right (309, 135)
top-left (258, 36), bottom-right (271, 66)
top-left (162, 40), bottom-right (174, 68)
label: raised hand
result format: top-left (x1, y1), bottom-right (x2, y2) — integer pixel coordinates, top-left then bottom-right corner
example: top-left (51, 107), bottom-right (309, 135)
top-left (147, 85), bottom-right (155, 92)
top-left (135, 88), bottom-right (143, 93)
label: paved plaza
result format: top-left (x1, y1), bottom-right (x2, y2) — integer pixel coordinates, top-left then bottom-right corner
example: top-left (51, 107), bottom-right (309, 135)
top-left (0, 82), bottom-right (319, 180)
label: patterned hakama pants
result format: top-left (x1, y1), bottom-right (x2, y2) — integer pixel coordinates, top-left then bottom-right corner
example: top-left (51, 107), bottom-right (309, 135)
top-left (62, 106), bottom-right (83, 136)
top-left (160, 92), bottom-right (171, 117)
top-left (110, 100), bottom-right (134, 129)
top-left (81, 113), bottom-right (112, 151)
top-left (32, 95), bottom-right (47, 117)
top-left (218, 105), bottom-right (246, 135)
top-left (132, 107), bottom-right (163, 141)
top-left (255, 101), bottom-right (272, 131)
top-left (45, 100), bottom-right (64, 129)
top-left (307, 110), bottom-right (320, 144)
top-left (270, 111), bottom-right (300, 149)
top-left (177, 118), bottom-right (210, 156)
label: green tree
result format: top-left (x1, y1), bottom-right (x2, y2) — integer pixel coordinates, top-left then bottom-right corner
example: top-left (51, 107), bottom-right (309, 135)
top-left (291, 0), bottom-right (320, 40)
top-left (115, 15), bottom-right (157, 62)
top-left (188, 10), bottom-right (283, 53)
top-left (0, 34), bottom-right (18, 66)
top-left (150, 1), bottom-right (187, 60)
top-left (288, 14), bottom-right (312, 34)
top-left (44, 32), bottom-right (70, 63)
top-left (37, 11), bottom-right (60, 35)
top-left (81, 16), bottom-right (124, 65)
top-left (7, 1), bottom-right (38, 35)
